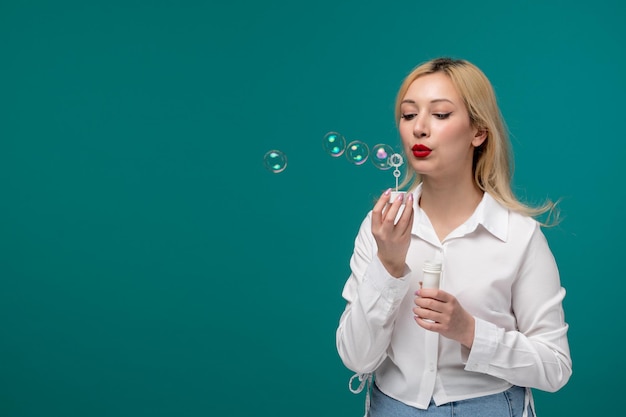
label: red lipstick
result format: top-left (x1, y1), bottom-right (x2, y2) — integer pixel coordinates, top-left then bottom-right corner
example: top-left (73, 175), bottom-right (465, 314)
top-left (412, 144), bottom-right (432, 158)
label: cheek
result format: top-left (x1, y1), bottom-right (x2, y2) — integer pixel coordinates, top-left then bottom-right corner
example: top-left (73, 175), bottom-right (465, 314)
top-left (398, 124), bottom-right (413, 142)
top-left (436, 122), bottom-right (474, 145)
top-left (437, 120), bottom-right (462, 134)
top-left (399, 130), bottom-right (415, 155)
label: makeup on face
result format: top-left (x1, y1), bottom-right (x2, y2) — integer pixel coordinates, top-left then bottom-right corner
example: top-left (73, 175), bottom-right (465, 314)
top-left (412, 144), bottom-right (432, 158)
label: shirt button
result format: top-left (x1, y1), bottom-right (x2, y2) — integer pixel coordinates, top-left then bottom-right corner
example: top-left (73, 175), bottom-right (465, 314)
top-left (429, 362), bottom-right (435, 372)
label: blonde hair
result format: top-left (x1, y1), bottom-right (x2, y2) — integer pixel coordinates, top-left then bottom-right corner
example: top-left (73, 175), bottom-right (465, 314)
top-left (395, 57), bottom-right (558, 225)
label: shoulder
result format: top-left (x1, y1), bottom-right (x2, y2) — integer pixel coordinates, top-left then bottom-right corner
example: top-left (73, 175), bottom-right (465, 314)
top-left (508, 208), bottom-right (539, 230)
top-left (483, 192), bottom-right (540, 242)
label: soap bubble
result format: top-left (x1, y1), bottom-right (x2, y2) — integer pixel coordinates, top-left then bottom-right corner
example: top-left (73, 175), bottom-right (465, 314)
top-left (371, 143), bottom-right (395, 170)
top-left (263, 150), bottom-right (287, 173)
top-left (323, 131), bottom-right (346, 157)
top-left (345, 140), bottom-right (369, 165)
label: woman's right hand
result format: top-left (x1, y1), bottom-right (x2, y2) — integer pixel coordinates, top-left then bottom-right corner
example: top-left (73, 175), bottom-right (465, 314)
top-left (371, 189), bottom-right (414, 278)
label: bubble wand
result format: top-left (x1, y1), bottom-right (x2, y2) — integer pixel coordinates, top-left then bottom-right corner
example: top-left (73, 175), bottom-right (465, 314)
top-left (389, 153), bottom-right (403, 192)
top-left (388, 153), bottom-right (406, 204)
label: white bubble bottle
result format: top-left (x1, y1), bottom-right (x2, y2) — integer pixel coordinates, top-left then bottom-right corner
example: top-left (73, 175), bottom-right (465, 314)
top-left (421, 260), bottom-right (442, 323)
top-left (422, 260), bottom-right (442, 289)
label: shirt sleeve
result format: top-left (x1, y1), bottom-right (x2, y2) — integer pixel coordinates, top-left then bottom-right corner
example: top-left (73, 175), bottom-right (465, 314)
top-left (336, 212), bottom-right (412, 374)
top-left (464, 223), bottom-right (572, 392)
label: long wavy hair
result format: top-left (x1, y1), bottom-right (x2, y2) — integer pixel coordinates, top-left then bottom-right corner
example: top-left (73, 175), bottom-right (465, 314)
top-left (395, 57), bottom-right (558, 225)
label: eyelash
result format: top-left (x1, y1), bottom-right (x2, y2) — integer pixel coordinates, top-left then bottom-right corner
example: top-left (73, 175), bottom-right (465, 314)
top-left (401, 113), bottom-right (452, 121)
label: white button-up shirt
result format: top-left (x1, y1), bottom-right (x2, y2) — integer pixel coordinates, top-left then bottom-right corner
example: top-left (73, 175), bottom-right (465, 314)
top-left (336, 185), bottom-right (572, 410)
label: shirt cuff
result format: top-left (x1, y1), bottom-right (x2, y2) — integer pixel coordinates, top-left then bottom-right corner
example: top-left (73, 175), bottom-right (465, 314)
top-left (464, 317), bottom-right (498, 374)
top-left (366, 256), bottom-right (411, 302)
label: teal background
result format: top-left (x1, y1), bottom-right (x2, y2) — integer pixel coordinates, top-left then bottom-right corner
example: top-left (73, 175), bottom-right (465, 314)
top-left (1, 0), bottom-right (623, 416)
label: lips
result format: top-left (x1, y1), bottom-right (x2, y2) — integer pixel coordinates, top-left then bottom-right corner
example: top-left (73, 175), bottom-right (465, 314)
top-left (412, 144), bottom-right (432, 158)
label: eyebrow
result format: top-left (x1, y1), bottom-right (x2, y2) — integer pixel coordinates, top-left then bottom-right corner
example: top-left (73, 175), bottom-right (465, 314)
top-left (401, 98), bottom-right (455, 105)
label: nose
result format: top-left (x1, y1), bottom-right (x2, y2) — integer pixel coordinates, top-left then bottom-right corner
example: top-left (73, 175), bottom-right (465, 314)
top-left (413, 114), bottom-right (428, 138)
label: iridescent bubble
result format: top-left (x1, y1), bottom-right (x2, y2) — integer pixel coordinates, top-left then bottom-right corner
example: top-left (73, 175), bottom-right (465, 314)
top-left (263, 149), bottom-right (287, 173)
top-left (371, 143), bottom-right (395, 170)
top-left (345, 140), bottom-right (369, 165)
top-left (323, 131), bottom-right (346, 157)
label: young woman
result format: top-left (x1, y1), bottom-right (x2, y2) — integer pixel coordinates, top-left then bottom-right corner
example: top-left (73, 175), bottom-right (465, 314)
top-left (336, 57), bottom-right (571, 417)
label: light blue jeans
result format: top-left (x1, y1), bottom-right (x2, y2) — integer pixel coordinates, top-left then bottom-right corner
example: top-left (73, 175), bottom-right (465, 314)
top-left (370, 383), bottom-right (534, 417)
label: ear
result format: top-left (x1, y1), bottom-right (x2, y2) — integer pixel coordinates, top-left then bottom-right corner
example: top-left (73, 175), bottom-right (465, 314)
top-left (472, 128), bottom-right (487, 147)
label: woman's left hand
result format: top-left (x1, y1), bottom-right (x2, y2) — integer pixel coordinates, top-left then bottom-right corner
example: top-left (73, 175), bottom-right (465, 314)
top-left (413, 289), bottom-right (475, 349)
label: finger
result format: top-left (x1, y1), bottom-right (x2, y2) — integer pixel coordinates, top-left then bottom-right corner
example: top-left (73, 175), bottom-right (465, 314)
top-left (406, 207), bottom-right (415, 234)
top-left (382, 192), bottom-right (405, 225)
top-left (417, 288), bottom-right (450, 302)
top-left (372, 188), bottom-right (392, 226)
top-left (412, 306), bottom-right (435, 317)
top-left (397, 194), bottom-right (414, 234)
top-left (414, 297), bottom-right (443, 314)
top-left (413, 314), bottom-right (438, 330)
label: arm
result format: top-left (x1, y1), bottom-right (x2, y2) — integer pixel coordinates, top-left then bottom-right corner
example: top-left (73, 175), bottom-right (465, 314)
top-left (335, 212), bottom-right (412, 374)
top-left (464, 224), bottom-right (572, 392)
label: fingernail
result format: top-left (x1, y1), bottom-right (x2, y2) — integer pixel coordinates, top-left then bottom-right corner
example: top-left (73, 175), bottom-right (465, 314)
top-left (408, 193), bottom-right (414, 201)
top-left (384, 188), bottom-right (391, 196)
top-left (396, 193), bottom-right (404, 202)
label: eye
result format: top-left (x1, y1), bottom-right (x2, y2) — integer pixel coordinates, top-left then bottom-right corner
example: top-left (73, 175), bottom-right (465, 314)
top-left (401, 113), bottom-right (417, 121)
top-left (434, 112), bottom-right (452, 120)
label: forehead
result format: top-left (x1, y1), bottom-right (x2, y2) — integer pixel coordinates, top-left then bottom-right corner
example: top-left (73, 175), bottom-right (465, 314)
top-left (402, 72), bottom-right (461, 103)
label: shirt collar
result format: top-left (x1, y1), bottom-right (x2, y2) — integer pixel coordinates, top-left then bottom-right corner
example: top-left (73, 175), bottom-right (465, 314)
top-left (473, 192), bottom-right (509, 242)
top-left (409, 184), bottom-right (509, 243)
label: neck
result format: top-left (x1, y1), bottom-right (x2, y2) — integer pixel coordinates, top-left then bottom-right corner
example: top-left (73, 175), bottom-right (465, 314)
top-left (418, 175), bottom-right (484, 241)
top-left (421, 177), bottom-right (482, 203)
